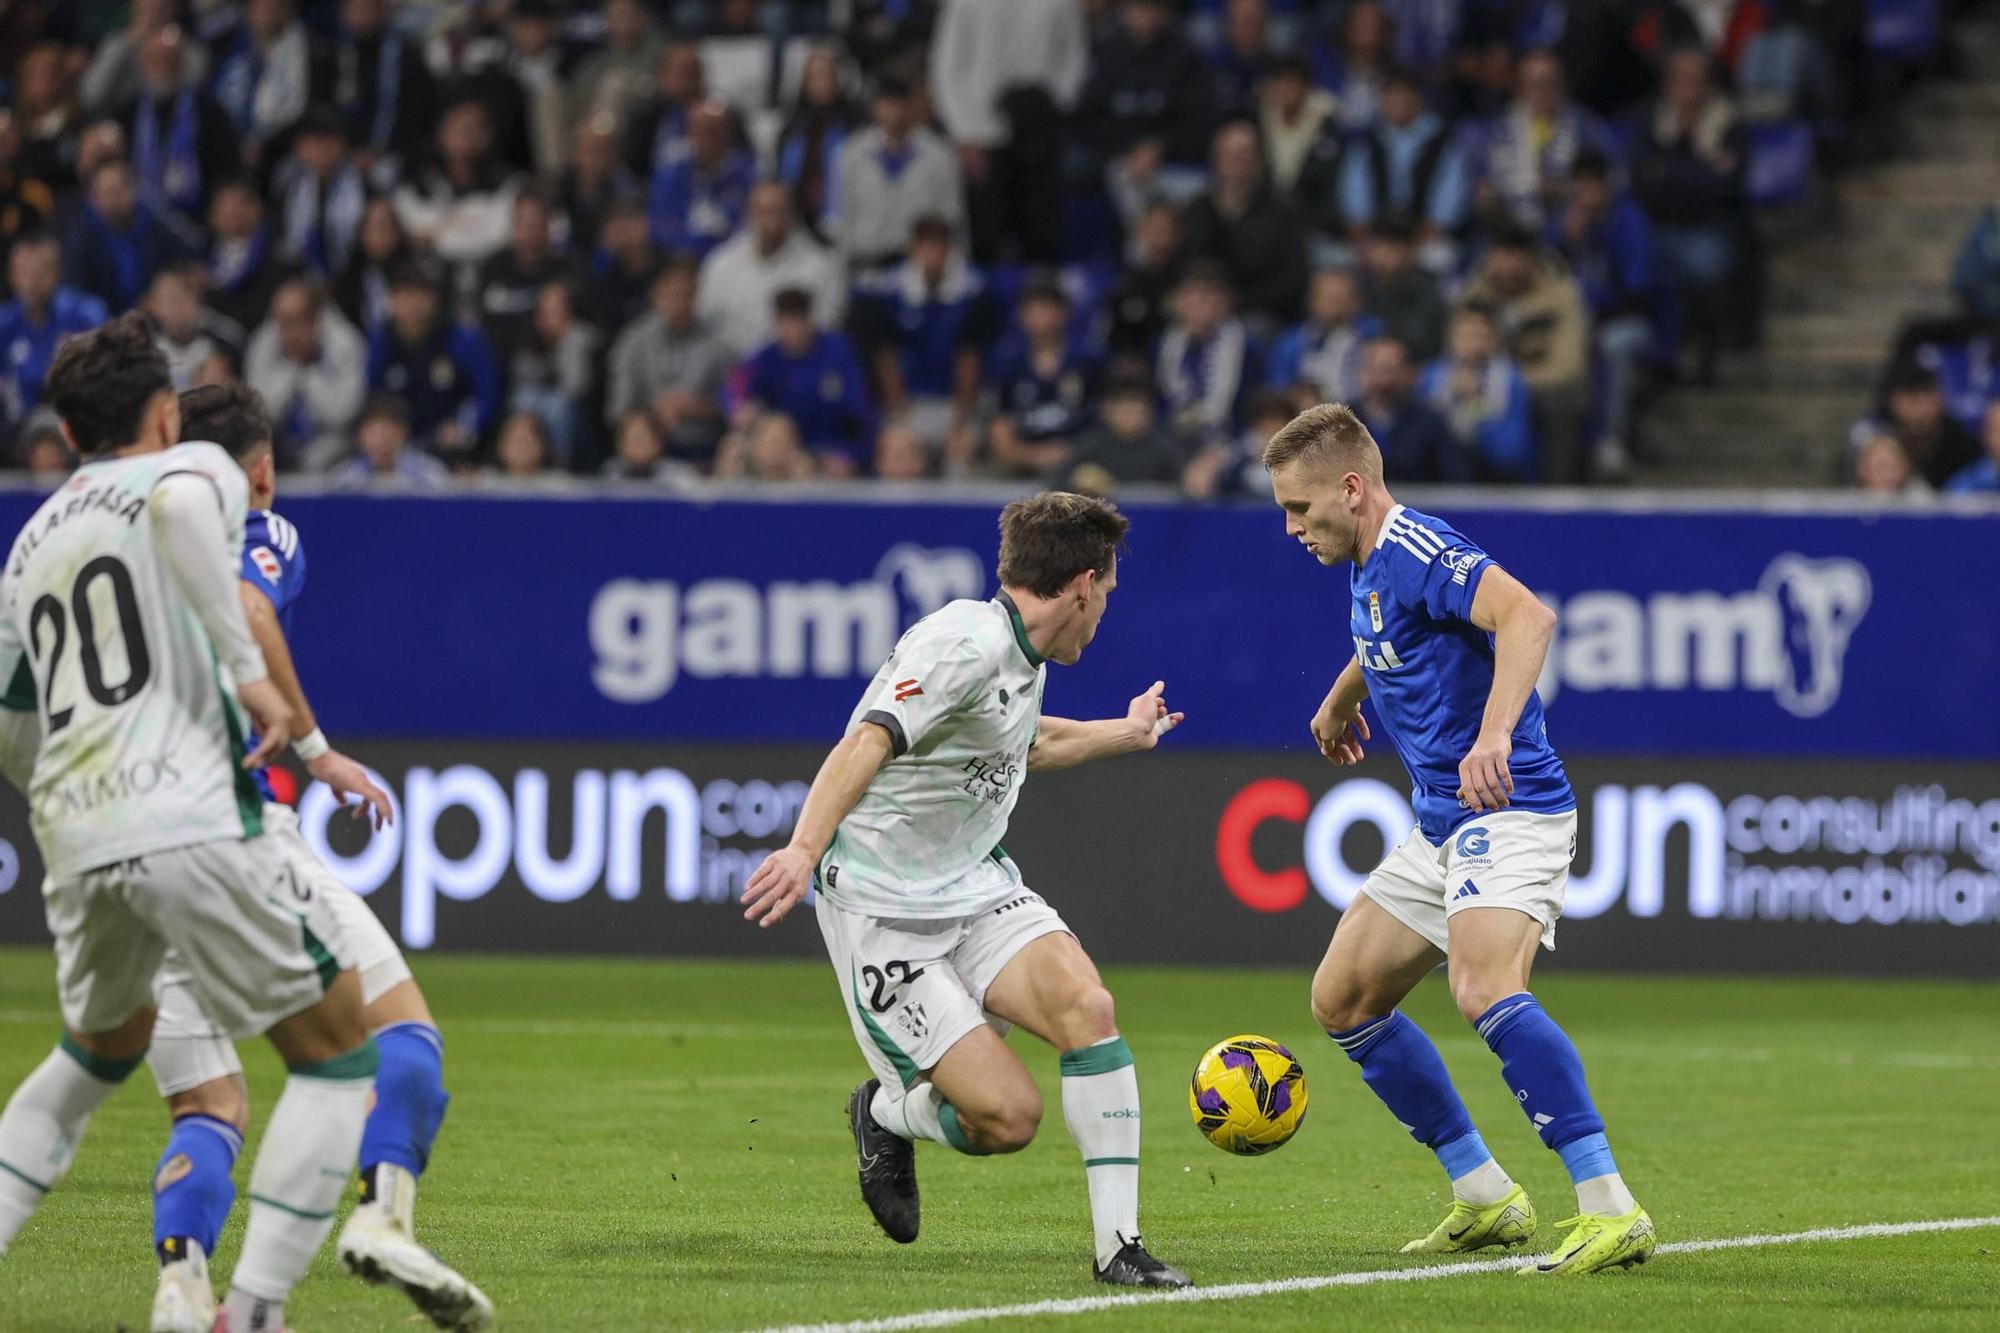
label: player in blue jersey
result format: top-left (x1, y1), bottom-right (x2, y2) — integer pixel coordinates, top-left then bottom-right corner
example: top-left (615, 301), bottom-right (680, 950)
top-left (143, 384), bottom-right (493, 1332)
top-left (1262, 403), bottom-right (1655, 1276)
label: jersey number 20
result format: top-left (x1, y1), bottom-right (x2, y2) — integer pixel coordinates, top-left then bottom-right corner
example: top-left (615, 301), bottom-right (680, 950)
top-left (29, 556), bottom-right (152, 733)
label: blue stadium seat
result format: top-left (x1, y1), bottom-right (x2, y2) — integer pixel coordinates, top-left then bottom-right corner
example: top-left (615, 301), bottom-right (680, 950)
top-left (1747, 120), bottom-right (1816, 208)
top-left (1866, 0), bottom-right (1940, 61)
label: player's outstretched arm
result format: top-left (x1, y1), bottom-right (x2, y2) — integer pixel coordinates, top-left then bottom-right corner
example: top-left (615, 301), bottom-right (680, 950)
top-left (1312, 656), bottom-right (1370, 766)
top-left (741, 721), bottom-right (897, 928)
top-left (240, 583), bottom-right (393, 829)
top-left (1460, 565), bottom-right (1558, 813)
top-left (1028, 681), bottom-right (1184, 772)
top-left (149, 475), bottom-right (291, 764)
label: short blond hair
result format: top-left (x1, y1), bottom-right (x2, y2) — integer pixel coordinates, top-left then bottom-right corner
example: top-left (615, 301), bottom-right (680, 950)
top-left (1261, 402), bottom-right (1384, 483)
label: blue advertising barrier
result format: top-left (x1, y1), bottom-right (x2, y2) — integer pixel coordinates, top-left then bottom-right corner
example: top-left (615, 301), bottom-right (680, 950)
top-left (0, 486), bottom-right (1993, 756)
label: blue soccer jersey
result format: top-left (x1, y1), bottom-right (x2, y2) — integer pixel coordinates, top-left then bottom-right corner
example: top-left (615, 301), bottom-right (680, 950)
top-left (1350, 504), bottom-right (1573, 841)
top-left (242, 509), bottom-right (307, 801)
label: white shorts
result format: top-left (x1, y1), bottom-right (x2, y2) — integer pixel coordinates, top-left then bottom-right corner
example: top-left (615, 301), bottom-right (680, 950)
top-left (46, 813), bottom-right (358, 1044)
top-left (148, 806), bottom-right (410, 1097)
top-left (816, 867), bottom-right (1071, 1089)
top-left (1360, 809), bottom-right (1578, 954)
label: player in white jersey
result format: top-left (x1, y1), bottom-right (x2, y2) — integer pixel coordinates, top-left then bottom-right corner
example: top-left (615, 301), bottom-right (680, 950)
top-left (0, 313), bottom-right (377, 1333)
top-left (137, 383), bottom-right (493, 1333)
top-left (742, 493), bottom-right (1193, 1287)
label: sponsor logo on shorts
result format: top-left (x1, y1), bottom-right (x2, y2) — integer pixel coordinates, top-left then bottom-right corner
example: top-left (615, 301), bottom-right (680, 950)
top-left (990, 894), bottom-right (1036, 916)
top-left (1453, 879), bottom-right (1483, 901)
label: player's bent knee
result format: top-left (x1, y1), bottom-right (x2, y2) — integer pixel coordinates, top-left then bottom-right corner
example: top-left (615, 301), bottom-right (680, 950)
top-left (1310, 970), bottom-right (1388, 1034)
top-left (1447, 968), bottom-right (1520, 1027)
top-left (165, 1076), bottom-right (250, 1133)
top-left (1061, 985), bottom-right (1118, 1049)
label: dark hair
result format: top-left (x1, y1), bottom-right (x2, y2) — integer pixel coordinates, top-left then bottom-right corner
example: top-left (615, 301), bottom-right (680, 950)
top-left (1268, 50), bottom-right (1313, 81)
top-left (1245, 388), bottom-right (1298, 426)
top-left (873, 74), bottom-right (913, 101)
top-left (772, 286), bottom-right (814, 319)
top-left (1571, 147), bottom-right (1613, 182)
top-left (179, 382), bottom-right (273, 462)
top-left (1486, 221), bottom-right (1538, 254)
top-left (997, 492), bottom-right (1131, 598)
top-left (45, 312), bottom-right (172, 456)
top-left (359, 392), bottom-right (412, 428)
top-left (1019, 275), bottom-right (1069, 308)
top-left (213, 174), bottom-right (261, 202)
top-left (1101, 370), bottom-right (1154, 403)
top-left (1369, 218), bottom-right (1418, 246)
top-left (910, 212), bottom-right (954, 245)
top-left (294, 103), bottom-right (347, 140)
top-left (390, 259), bottom-right (440, 292)
top-left (1179, 258), bottom-right (1233, 293)
top-left (1455, 299), bottom-right (1500, 327)
top-left (1886, 362), bottom-right (1940, 395)
top-left (1262, 402), bottom-right (1384, 483)
top-left (9, 228), bottom-right (59, 259)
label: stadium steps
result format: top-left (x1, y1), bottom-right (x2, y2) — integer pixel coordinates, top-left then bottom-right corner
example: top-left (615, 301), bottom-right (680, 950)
top-left (1637, 20), bottom-right (2000, 488)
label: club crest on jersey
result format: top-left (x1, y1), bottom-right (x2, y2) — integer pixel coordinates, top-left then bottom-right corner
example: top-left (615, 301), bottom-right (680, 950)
top-left (1368, 590), bottom-right (1383, 632)
top-left (250, 545), bottom-right (282, 584)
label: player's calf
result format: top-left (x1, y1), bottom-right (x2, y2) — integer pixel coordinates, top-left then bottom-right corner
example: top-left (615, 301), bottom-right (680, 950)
top-left (0, 1024), bottom-right (150, 1255)
top-left (150, 1081), bottom-right (247, 1333)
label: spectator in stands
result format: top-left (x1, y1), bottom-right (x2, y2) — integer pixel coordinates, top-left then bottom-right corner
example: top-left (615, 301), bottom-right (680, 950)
top-left (1183, 385), bottom-right (1294, 498)
top-left (1946, 402), bottom-right (2000, 493)
top-left (1208, 0), bottom-right (1279, 120)
top-left (608, 257), bottom-right (734, 467)
top-left (1476, 50), bottom-right (1621, 232)
top-left (68, 159), bottom-right (171, 315)
top-left (395, 97), bottom-right (523, 274)
top-left (566, 0), bottom-right (662, 146)
top-left (1551, 149), bottom-right (1658, 477)
top-left (1421, 303), bottom-right (1536, 481)
top-left (556, 113), bottom-right (639, 257)
top-left (202, 176), bottom-right (283, 352)
top-left (311, 0), bottom-right (436, 172)
top-left (0, 233), bottom-right (107, 441)
top-left (1338, 67), bottom-right (1471, 272)
top-left (1182, 120), bottom-right (1309, 328)
top-left (586, 197), bottom-right (662, 338)
top-left (855, 215), bottom-right (996, 452)
top-left (124, 24), bottom-right (241, 248)
top-left (698, 181), bottom-right (847, 358)
top-left (623, 40), bottom-right (708, 187)
top-left (1106, 200), bottom-right (1186, 365)
top-left (1266, 268), bottom-right (1381, 407)
top-left (492, 410), bottom-right (555, 478)
top-left (1852, 430), bottom-right (1926, 496)
top-left (646, 98), bottom-right (753, 260)
top-left (332, 392), bottom-right (450, 488)
top-left (479, 191), bottom-right (570, 361)
top-left (733, 287), bottom-right (875, 475)
top-left (1866, 363), bottom-right (1980, 489)
top-left (1632, 46), bottom-right (1749, 364)
top-left (334, 194), bottom-right (407, 333)
top-left (17, 412), bottom-right (73, 480)
top-left (208, 0), bottom-right (310, 169)
top-left (715, 411), bottom-right (820, 482)
top-left (366, 261), bottom-right (502, 457)
top-left (1258, 50), bottom-right (1341, 205)
top-left (602, 410), bottom-right (691, 483)
top-left (776, 45), bottom-right (861, 239)
top-left (82, 0), bottom-right (198, 122)
top-left (246, 274), bottom-right (366, 469)
top-left (273, 105), bottom-right (367, 283)
top-left (1355, 333), bottom-right (1468, 482)
top-left (507, 280), bottom-right (599, 467)
top-left (1462, 223), bottom-right (1593, 483)
top-left (1083, 0), bottom-right (1218, 173)
top-left (834, 75), bottom-right (965, 274)
top-left (144, 265), bottom-right (225, 389)
top-left (929, 0), bottom-right (1088, 264)
top-left (1157, 261), bottom-right (1258, 438)
top-left (502, 0), bottom-right (567, 177)
top-left (1358, 219), bottom-right (1446, 361)
top-left (1323, 0), bottom-right (1392, 134)
top-left (15, 44), bottom-right (85, 193)
top-left (425, 4), bottom-right (536, 179)
top-left (1058, 370), bottom-right (1190, 491)
top-left (0, 112), bottom-right (55, 283)
top-left (989, 277), bottom-right (1100, 477)
top-left (874, 420), bottom-right (934, 482)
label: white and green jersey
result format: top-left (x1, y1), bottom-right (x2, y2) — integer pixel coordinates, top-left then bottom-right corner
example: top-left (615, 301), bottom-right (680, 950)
top-left (820, 594), bottom-right (1048, 919)
top-left (0, 443), bottom-right (265, 880)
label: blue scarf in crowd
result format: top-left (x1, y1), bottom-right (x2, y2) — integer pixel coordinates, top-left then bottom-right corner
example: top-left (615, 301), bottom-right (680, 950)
top-left (209, 223), bottom-right (269, 294)
top-left (83, 204), bottom-right (152, 310)
top-left (133, 87), bottom-right (201, 221)
top-left (281, 165), bottom-right (366, 277)
top-left (338, 27), bottom-right (404, 151)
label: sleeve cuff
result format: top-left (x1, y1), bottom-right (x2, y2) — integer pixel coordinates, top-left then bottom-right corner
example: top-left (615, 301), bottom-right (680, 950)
top-left (861, 709), bottom-right (908, 758)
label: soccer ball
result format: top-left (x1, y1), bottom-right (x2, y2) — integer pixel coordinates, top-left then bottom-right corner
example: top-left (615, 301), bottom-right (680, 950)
top-left (1188, 1034), bottom-right (1308, 1155)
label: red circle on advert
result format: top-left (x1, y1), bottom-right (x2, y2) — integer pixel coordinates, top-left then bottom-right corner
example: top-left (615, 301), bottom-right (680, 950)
top-left (1215, 778), bottom-right (1310, 913)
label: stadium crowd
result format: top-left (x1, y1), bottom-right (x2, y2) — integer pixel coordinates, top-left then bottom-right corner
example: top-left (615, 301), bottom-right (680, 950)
top-left (0, 0), bottom-right (1929, 492)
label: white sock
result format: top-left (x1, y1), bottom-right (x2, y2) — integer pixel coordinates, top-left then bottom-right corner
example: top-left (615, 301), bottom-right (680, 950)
top-left (229, 1057), bottom-right (375, 1302)
top-left (1060, 1036), bottom-right (1141, 1269)
top-left (1450, 1156), bottom-right (1517, 1207)
top-left (1576, 1171), bottom-right (1638, 1217)
top-left (0, 1042), bottom-right (133, 1251)
top-left (872, 1081), bottom-right (949, 1145)
top-left (221, 1288), bottom-right (286, 1332)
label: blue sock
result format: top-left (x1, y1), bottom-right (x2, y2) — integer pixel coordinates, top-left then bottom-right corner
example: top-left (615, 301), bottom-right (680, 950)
top-left (152, 1115), bottom-right (242, 1263)
top-left (358, 1023), bottom-right (449, 1192)
top-left (1475, 992), bottom-right (1608, 1161)
top-left (1329, 1012), bottom-right (1489, 1182)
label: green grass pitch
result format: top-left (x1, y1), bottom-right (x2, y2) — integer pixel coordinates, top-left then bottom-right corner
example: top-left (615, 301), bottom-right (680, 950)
top-left (1, 948), bottom-right (1996, 1331)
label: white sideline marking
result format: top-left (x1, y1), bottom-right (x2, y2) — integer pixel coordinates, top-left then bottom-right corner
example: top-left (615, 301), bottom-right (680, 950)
top-left (759, 1216), bottom-right (2000, 1333)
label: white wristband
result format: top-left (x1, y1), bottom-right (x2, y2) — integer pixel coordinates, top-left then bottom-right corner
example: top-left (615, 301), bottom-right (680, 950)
top-left (293, 727), bottom-right (330, 762)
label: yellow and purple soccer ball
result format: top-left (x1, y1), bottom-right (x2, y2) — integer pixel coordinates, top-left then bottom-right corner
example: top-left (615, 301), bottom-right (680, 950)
top-left (1188, 1034), bottom-right (1308, 1155)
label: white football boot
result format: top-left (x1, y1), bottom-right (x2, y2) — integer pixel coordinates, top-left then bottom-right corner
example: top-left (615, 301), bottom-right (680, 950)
top-left (336, 1164), bottom-right (494, 1331)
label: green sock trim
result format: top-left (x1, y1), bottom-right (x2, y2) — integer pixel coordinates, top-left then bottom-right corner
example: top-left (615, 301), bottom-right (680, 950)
top-left (249, 1192), bottom-right (335, 1221)
top-left (287, 1037), bottom-right (379, 1080)
top-left (58, 1033), bottom-right (143, 1083)
top-left (1083, 1156), bottom-right (1141, 1167)
top-left (1059, 1036), bottom-right (1134, 1077)
top-left (0, 1157), bottom-right (52, 1193)
top-left (938, 1102), bottom-right (990, 1156)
